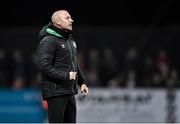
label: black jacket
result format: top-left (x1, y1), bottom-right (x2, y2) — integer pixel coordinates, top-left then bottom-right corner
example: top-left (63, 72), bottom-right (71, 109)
top-left (37, 22), bottom-right (86, 100)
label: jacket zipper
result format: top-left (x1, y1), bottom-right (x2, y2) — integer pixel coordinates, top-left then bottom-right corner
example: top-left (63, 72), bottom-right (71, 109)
top-left (67, 39), bottom-right (77, 93)
top-left (67, 39), bottom-right (76, 72)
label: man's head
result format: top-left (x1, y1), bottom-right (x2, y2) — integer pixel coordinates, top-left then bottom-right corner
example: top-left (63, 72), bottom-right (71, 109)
top-left (51, 10), bottom-right (73, 31)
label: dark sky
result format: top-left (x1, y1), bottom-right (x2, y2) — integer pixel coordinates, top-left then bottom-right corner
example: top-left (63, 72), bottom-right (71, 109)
top-left (0, 0), bottom-right (180, 26)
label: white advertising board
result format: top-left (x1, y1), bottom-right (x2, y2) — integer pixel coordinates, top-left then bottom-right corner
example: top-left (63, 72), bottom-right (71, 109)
top-left (76, 88), bottom-right (167, 123)
top-left (176, 90), bottom-right (180, 122)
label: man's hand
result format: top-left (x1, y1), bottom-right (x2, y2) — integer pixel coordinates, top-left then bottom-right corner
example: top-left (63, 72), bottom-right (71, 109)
top-left (81, 84), bottom-right (89, 96)
top-left (69, 71), bottom-right (77, 80)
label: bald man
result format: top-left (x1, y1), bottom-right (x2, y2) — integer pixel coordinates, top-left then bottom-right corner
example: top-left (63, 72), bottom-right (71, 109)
top-left (37, 10), bottom-right (88, 123)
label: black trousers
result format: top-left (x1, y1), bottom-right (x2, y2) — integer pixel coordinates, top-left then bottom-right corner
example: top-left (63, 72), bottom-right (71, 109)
top-left (46, 95), bottom-right (76, 123)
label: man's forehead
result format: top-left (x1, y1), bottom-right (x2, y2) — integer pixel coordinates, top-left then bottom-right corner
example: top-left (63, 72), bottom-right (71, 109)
top-left (58, 11), bottom-right (69, 16)
top-left (51, 10), bottom-right (70, 21)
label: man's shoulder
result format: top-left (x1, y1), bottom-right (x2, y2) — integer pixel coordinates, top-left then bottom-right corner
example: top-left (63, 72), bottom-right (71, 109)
top-left (41, 35), bottom-right (60, 42)
top-left (39, 35), bottom-right (67, 48)
top-left (39, 35), bottom-right (58, 46)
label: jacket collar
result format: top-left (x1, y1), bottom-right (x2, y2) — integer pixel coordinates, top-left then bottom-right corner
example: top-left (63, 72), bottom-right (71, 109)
top-left (46, 22), bottom-right (72, 39)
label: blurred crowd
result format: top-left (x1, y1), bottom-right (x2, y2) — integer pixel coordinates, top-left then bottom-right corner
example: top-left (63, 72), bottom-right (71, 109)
top-left (0, 48), bottom-right (40, 89)
top-left (0, 47), bottom-right (179, 90)
top-left (80, 47), bottom-right (179, 88)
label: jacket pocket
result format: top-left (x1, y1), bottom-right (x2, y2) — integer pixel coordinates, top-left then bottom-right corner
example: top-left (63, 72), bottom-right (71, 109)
top-left (41, 81), bottom-right (56, 90)
top-left (55, 80), bottom-right (74, 89)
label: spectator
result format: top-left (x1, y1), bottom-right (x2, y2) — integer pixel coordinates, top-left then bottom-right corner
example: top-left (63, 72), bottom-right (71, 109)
top-left (86, 70), bottom-right (101, 87)
top-left (11, 49), bottom-right (26, 90)
top-left (98, 48), bottom-right (118, 86)
top-left (141, 56), bottom-right (155, 87)
top-left (0, 49), bottom-right (9, 87)
top-left (167, 69), bottom-right (179, 88)
top-left (154, 50), bottom-right (170, 87)
top-left (87, 48), bottom-right (99, 72)
top-left (29, 53), bottom-right (40, 88)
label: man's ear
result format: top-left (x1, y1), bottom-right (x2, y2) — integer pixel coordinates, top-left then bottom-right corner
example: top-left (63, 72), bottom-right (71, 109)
top-left (56, 19), bottom-right (62, 26)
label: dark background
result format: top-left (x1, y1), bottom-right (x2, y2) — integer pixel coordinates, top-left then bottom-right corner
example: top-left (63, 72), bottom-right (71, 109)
top-left (0, 0), bottom-right (180, 26)
top-left (0, 0), bottom-right (179, 62)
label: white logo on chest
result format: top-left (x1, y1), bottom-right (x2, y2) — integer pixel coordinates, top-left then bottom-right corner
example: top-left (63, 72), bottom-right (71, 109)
top-left (72, 42), bottom-right (77, 48)
top-left (61, 44), bottom-right (65, 48)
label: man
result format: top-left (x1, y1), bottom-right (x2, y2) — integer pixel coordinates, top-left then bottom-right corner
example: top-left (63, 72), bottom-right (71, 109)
top-left (37, 10), bottom-right (89, 123)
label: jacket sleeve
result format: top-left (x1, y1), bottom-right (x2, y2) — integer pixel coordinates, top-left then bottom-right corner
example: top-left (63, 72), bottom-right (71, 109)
top-left (77, 63), bottom-right (87, 86)
top-left (37, 38), bottom-right (69, 81)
